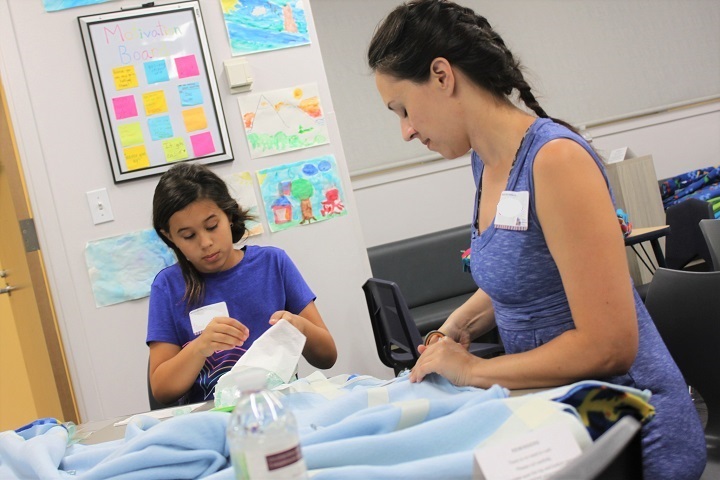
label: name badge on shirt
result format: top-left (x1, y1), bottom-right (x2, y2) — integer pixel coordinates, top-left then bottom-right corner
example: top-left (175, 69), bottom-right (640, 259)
top-left (189, 301), bottom-right (229, 335)
top-left (494, 191), bottom-right (529, 231)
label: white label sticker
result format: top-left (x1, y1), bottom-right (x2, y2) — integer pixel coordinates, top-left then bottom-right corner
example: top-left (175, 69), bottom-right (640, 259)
top-left (189, 301), bottom-right (229, 335)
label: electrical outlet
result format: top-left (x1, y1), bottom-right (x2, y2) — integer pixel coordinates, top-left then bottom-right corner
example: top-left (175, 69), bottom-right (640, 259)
top-left (86, 188), bottom-right (114, 225)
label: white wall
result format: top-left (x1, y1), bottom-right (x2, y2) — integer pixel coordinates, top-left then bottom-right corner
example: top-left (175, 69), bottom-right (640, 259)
top-left (0, 0), bottom-right (391, 423)
top-left (355, 102), bottom-right (720, 247)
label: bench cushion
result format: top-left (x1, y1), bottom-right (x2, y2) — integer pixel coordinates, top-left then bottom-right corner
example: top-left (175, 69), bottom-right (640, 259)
top-left (367, 225), bottom-right (477, 309)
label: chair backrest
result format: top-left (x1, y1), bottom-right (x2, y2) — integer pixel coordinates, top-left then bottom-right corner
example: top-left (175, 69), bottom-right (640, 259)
top-left (550, 416), bottom-right (643, 480)
top-left (665, 198), bottom-right (714, 269)
top-left (362, 278), bottom-right (424, 374)
top-left (645, 267), bottom-right (720, 435)
top-left (699, 218), bottom-right (720, 271)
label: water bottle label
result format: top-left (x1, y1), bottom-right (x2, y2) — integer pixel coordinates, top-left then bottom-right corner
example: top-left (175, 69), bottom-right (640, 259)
top-left (233, 442), bottom-right (307, 479)
top-left (267, 445), bottom-right (303, 470)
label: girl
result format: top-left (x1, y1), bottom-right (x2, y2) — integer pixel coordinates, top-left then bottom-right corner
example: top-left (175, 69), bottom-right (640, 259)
top-left (367, 1), bottom-right (705, 478)
top-left (147, 163), bottom-right (337, 405)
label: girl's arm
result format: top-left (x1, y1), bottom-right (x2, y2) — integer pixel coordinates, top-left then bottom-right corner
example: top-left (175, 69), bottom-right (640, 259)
top-left (411, 139), bottom-right (638, 388)
top-left (270, 301), bottom-right (337, 369)
top-left (149, 317), bottom-right (248, 404)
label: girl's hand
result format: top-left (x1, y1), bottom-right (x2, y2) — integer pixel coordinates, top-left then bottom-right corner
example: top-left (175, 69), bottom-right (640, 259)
top-left (409, 336), bottom-right (478, 386)
top-left (269, 310), bottom-right (306, 334)
top-left (195, 317), bottom-right (248, 357)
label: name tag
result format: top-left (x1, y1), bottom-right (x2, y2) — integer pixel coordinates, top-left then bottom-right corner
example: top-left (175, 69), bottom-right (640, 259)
top-left (189, 301), bottom-right (229, 335)
top-left (494, 191), bottom-right (529, 231)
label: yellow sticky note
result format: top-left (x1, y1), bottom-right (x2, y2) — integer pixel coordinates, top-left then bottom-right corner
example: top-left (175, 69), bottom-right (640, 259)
top-left (123, 145), bottom-right (150, 171)
top-left (182, 106), bottom-right (207, 132)
top-left (142, 90), bottom-right (169, 116)
top-left (162, 137), bottom-right (189, 162)
top-left (113, 65), bottom-right (139, 91)
top-left (117, 122), bottom-right (143, 147)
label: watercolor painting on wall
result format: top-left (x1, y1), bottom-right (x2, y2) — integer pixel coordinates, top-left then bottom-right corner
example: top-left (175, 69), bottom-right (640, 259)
top-left (257, 155), bottom-right (347, 232)
top-left (43, 0), bottom-right (115, 12)
top-left (238, 83), bottom-right (329, 159)
top-left (221, 0), bottom-right (310, 56)
top-left (85, 229), bottom-right (176, 307)
top-left (223, 171), bottom-right (265, 236)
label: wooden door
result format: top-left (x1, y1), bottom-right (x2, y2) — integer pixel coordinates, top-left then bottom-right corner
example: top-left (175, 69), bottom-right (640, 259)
top-left (0, 77), bottom-right (79, 429)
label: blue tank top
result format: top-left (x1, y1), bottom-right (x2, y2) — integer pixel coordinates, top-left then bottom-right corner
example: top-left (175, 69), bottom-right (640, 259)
top-left (468, 118), bottom-right (706, 479)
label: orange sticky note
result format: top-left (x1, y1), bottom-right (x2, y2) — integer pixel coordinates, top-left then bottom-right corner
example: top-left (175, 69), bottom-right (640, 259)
top-left (182, 106), bottom-right (207, 132)
top-left (123, 145), bottom-right (150, 171)
top-left (112, 65), bottom-right (139, 91)
top-left (142, 90), bottom-right (169, 116)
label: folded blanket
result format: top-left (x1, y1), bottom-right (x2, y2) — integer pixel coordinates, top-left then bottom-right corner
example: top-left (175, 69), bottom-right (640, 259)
top-left (0, 374), bottom-right (653, 480)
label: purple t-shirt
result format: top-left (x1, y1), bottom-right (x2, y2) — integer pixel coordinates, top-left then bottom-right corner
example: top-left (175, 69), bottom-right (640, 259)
top-left (147, 245), bottom-right (315, 403)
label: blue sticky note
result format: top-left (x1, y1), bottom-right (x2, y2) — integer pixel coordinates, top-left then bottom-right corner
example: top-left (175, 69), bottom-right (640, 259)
top-left (178, 82), bottom-right (203, 106)
top-left (144, 60), bottom-right (169, 84)
top-left (148, 115), bottom-right (174, 141)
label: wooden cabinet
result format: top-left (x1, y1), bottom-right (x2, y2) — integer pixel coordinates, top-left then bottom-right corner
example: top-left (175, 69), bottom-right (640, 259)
top-left (605, 155), bottom-right (666, 286)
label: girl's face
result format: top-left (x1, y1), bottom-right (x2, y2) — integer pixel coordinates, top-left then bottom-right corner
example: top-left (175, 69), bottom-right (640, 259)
top-left (375, 69), bottom-right (470, 160)
top-left (163, 198), bottom-right (240, 274)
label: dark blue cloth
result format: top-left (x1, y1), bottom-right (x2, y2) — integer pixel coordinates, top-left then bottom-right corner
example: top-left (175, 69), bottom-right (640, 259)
top-left (468, 118), bottom-right (706, 480)
top-left (147, 245), bottom-right (315, 403)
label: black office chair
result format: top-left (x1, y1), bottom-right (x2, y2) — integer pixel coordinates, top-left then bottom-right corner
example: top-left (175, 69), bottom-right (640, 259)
top-left (362, 278), bottom-right (503, 375)
top-left (665, 198), bottom-right (714, 271)
top-left (549, 416), bottom-right (643, 480)
top-left (644, 268), bottom-right (720, 463)
top-left (699, 219), bottom-right (720, 271)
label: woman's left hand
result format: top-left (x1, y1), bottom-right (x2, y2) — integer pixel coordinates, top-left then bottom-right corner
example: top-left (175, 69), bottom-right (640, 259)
top-left (269, 310), bottom-right (306, 334)
top-left (409, 336), bottom-right (478, 386)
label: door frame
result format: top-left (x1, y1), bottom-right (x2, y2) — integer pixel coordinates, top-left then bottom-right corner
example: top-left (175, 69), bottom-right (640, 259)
top-left (0, 77), bottom-right (79, 424)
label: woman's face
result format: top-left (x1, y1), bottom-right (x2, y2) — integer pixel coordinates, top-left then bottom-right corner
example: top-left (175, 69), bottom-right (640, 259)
top-left (375, 70), bottom-right (470, 159)
top-left (163, 198), bottom-right (240, 274)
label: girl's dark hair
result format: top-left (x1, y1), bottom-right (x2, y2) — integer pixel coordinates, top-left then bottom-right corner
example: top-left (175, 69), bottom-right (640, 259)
top-left (368, 0), bottom-right (575, 132)
top-left (152, 162), bottom-right (253, 307)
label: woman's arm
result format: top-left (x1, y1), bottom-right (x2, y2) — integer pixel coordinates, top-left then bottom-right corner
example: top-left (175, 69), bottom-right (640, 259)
top-left (149, 317), bottom-right (249, 404)
top-left (411, 139), bottom-right (638, 388)
top-left (270, 301), bottom-right (337, 369)
top-left (433, 288), bottom-right (496, 349)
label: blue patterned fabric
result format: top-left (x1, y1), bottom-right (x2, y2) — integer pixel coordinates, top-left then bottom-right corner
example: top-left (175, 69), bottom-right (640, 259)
top-left (661, 165), bottom-right (720, 217)
top-left (468, 118), bottom-right (706, 480)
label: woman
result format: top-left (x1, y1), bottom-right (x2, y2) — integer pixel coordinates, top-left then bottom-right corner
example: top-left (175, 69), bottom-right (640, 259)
top-left (367, 1), bottom-right (705, 478)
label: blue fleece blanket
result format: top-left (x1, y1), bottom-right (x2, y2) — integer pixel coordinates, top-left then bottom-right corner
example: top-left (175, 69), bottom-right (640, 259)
top-left (0, 374), bottom-right (653, 479)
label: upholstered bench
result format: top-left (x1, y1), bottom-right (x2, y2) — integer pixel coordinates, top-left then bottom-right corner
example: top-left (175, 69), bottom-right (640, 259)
top-left (367, 225), bottom-right (498, 343)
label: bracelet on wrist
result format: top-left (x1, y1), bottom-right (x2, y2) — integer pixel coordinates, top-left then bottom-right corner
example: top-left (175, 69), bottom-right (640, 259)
top-left (423, 329), bottom-right (446, 346)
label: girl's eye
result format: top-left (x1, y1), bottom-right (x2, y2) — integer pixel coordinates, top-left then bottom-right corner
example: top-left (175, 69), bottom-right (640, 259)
top-left (207, 224), bottom-right (218, 231)
top-left (182, 233), bottom-right (195, 240)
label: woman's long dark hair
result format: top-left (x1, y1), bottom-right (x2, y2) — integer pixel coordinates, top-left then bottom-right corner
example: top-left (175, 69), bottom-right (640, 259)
top-left (152, 163), bottom-right (253, 307)
top-left (368, 0), bottom-right (576, 132)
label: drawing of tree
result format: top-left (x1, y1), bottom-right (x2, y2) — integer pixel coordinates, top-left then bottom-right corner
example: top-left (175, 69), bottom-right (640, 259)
top-left (291, 178), bottom-right (317, 224)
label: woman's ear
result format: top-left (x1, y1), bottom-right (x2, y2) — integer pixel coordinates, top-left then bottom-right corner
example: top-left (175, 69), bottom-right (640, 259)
top-left (430, 57), bottom-right (455, 94)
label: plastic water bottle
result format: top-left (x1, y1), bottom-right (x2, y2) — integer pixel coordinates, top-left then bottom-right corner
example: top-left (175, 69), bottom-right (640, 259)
top-left (227, 369), bottom-right (307, 479)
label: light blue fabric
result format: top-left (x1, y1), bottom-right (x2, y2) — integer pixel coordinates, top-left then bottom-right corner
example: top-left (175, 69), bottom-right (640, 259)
top-left (0, 376), bottom-right (648, 480)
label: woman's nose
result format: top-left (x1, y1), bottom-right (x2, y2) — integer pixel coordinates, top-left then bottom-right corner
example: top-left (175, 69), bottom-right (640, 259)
top-left (199, 231), bottom-right (213, 248)
top-left (401, 119), bottom-right (417, 142)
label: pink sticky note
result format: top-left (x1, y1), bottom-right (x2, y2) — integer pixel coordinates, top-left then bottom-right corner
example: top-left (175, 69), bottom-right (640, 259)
top-left (112, 95), bottom-right (138, 120)
top-left (175, 55), bottom-right (200, 79)
top-left (190, 132), bottom-right (215, 157)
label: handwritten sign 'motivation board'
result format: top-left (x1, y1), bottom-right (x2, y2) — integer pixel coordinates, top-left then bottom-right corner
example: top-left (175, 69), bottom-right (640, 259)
top-left (79, 1), bottom-right (232, 183)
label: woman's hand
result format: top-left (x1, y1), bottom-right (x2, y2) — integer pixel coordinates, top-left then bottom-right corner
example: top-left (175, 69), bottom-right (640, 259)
top-left (194, 317), bottom-right (249, 357)
top-left (409, 336), bottom-right (479, 386)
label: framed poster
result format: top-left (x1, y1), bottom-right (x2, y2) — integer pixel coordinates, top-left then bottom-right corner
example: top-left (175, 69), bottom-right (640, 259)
top-left (78, 1), bottom-right (232, 183)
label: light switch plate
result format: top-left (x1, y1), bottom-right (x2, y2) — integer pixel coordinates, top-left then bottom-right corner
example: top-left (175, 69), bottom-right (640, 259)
top-left (86, 188), bottom-right (114, 225)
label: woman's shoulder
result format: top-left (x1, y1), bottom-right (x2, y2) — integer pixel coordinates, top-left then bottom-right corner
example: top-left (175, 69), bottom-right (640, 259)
top-left (244, 244), bottom-right (291, 261)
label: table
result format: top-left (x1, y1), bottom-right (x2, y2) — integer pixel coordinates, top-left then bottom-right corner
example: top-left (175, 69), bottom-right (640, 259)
top-left (624, 225), bottom-right (671, 274)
